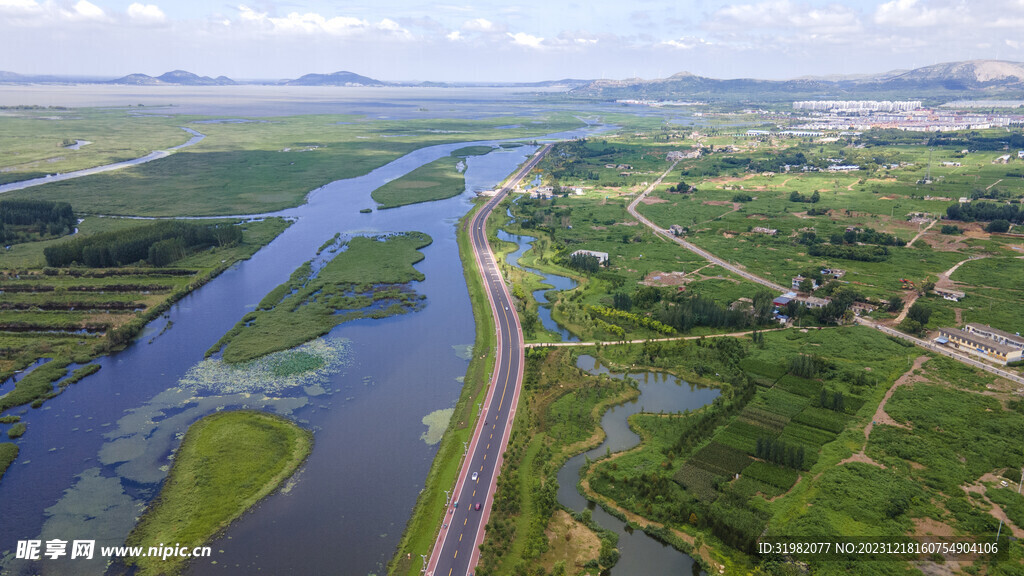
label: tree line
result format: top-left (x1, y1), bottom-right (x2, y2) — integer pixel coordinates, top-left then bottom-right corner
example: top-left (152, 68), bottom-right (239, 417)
top-left (946, 201), bottom-right (1023, 225)
top-left (43, 220), bottom-right (242, 268)
top-left (755, 437), bottom-right (806, 469)
top-left (0, 199), bottom-right (76, 244)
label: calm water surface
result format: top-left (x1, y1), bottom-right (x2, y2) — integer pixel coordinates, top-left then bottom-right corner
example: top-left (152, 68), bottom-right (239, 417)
top-left (558, 355), bottom-right (719, 576)
top-left (0, 123), bottom-right (605, 576)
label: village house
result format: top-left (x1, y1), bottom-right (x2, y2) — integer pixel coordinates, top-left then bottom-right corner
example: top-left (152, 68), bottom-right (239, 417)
top-left (792, 275), bottom-right (820, 291)
top-left (571, 250), bottom-right (610, 265)
top-left (752, 226), bottom-right (778, 235)
top-left (795, 295), bottom-right (831, 309)
top-left (937, 323), bottom-right (1024, 365)
top-left (934, 287), bottom-right (966, 302)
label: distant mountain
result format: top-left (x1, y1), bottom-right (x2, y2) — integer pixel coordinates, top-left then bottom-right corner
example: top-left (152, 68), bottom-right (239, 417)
top-left (110, 73), bottom-right (163, 85)
top-left (572, 60), bottom-right (1024, 101)
top-left (108, 70), bottom-right (236, 86)
top-left (156, 70), bottom-right (235, 85)
top-left (870, 60), bottom-right (1024, 90)
top-left (0, 71), bottom-right (111, 84)
top-left (284, 71), bottom-right (384, 86)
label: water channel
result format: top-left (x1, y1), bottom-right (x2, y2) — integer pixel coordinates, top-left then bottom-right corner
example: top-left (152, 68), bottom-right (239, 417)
top-left (0, 126), bottom-right (599, 576)
top-left (560, 355), bottom-right (719, 576)
top-left (496, 228), bottom-right (579, 342)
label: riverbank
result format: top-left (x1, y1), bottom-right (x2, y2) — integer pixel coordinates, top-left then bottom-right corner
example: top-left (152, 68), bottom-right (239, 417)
top-left (475, 347), bottom-right (635, 574)
top-left (209, 231), bottom-right (432, 363)
top-left (124, 410), bottom-right (312, 576)
top-left (0, 218), bottom-right (292, 415)
top-left (372, 146), bottom-right (495, 209)
top-left (389, 201), bottom-right (497, 576)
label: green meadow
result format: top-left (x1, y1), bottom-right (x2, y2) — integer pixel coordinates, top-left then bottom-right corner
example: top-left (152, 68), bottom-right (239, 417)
top-left (0, 112), bottom-right (584, 216)
top-left (125, 410), bottom-right (312, 576)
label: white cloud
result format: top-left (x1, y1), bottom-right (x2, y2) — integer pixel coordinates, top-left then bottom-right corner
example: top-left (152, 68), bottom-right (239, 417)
top-left (237, 5), bottom-right (367, 35)
top-left (446, 30), bottom-right (462, 41)
top-left (68, 0), bottom-right (103, 19)
top-left (0, 0), bottom-right (41, 13)
top-left (873, 0), bottom-right (966, 27)
top-left (709, 0), bottom-right (860, 33)
top-left (661, 36), bottom-right (712, 50)
top-left (232, 5), bottom-right (410, 38)
top-left (507, 31), bottom-right (543, 48)
top-left (127, 3), bottom-right (165, 24)
top-left (462, 17), bottom-right (494, 31)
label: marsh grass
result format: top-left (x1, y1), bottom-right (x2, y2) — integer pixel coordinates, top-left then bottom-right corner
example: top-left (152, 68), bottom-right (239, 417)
top-left (214, 232), bottom-right (431, 363)
top-left (125, 410), bottom-right (312, 576)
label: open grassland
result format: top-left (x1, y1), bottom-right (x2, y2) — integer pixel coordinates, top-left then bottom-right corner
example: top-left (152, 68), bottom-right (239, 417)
top-left (922, 255), bottom-right (1024, 334)
top-left (390, 202), bottom-right (497, 576)
top-left (372, 145), bottom-right (493, 209)
top-left (476, 347), bottom-right (633, 576)
top-left (0, 107), bottom-right (190, 185)
top-left (125, 410), bottom-right (312, 576)
top-left (633, 135), bottom-right (1024, 306)
top-left (212, 232), bottom-right (430, 363)
top-left (524, 128), bottom-right (1023, 344)
top-left (493, 188), bottom-right (771, 344)
top-left (0, 217), bottom-right (290, 416)
top-left (0, 112), bottom-right (585, 216)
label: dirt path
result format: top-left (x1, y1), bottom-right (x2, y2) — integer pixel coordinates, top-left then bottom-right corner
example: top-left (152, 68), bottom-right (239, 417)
top-left (986, 178), bottom-right (1003, 191)
top-left (893, 290), bottom-right (919, 324)
top-left (906, 219), bottom-right (938, 248)
top-left (838, 356), bottom-right (930, 470)
top-left (962, 473), bottom-right (1024, 538)
top-left (941, 255), bottom-right (984, 280)
top-left (867, 355), bottom-right (930, 435)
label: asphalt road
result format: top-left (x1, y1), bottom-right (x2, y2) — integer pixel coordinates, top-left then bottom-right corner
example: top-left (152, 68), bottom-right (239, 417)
top-left (426, 144), bottom-right (551, 576)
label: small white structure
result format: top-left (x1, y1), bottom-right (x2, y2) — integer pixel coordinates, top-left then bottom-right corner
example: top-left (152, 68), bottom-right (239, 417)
top-left (571, 250), bottom-right (609, 265)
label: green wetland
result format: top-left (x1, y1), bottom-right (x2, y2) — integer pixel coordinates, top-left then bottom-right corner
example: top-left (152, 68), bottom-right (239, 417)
top-left (0, 96), bottom-right (601, 576)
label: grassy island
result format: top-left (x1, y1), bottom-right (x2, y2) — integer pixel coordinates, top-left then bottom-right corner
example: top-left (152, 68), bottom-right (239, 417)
top-left (371, 146), bottom-right (494, 209)
top-left (125, 410), bottom-right (312, 576)
top-left (211, 231), bottom-right (432, 363)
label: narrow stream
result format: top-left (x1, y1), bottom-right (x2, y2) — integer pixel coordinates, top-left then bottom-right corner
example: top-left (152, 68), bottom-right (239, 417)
top-left (496, 228), bottom-right (579, 341)
top-left (558, 354), bottom-right (719, 576)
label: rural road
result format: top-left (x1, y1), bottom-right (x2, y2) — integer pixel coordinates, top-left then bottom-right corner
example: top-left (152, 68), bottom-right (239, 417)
top-left (626, 164), bottom-right (789, 293)
top-left (627, 161), bottom-right (1023, 385)
top-left (426, 144), bottom-right (551, 576)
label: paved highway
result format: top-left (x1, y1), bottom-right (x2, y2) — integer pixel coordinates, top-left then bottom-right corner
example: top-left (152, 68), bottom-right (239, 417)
top-left (426, 144), bottom-right (552, 576)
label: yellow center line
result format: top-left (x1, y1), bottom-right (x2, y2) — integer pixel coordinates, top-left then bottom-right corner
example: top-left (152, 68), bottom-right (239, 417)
top-left (483, 453), bottom-right (487, 460)
top-left (464, 518), bottom-right (468, 526)
top-left (472, 489), bottom-right (476, 496)
top-left (459, 533), bottom-right (463, 542)
top-left (486, 443), bottom-right (490, 449)
top-left (454, 550), bottom-right (458, 559)
top-left (449, 569), bottom-right (453, 576)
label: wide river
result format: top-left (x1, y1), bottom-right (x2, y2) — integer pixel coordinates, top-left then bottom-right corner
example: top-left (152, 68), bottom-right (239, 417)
top-left (0, 126), bottom-right (601, 576)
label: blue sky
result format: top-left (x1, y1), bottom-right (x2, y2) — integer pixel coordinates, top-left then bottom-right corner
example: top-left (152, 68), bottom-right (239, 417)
top-left (1, 0), bottom-right (1022, 81)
